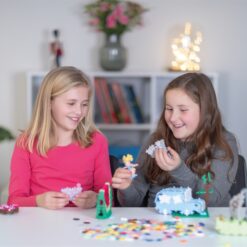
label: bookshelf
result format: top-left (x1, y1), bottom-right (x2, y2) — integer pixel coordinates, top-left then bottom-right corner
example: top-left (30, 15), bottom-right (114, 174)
top-left (26, 71), bottom-right (218, 159)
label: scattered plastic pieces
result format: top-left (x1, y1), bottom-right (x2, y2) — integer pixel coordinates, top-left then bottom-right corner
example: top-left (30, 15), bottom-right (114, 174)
top-left (81, 218), bottom-right (205, 242)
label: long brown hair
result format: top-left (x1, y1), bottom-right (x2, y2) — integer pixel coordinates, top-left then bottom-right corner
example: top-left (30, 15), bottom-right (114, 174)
top-left (145, 72), bottom-right (233, 184)
top-left (18, 66), bottom-right (97, 156)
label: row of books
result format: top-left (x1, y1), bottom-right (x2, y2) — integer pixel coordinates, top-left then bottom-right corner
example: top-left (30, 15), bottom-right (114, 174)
top-left (94, 78), bottom-right (145, 124)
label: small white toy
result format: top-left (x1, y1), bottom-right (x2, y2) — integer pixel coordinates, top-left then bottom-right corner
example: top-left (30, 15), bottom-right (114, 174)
top-left (61, 183), bottom-right (83, 201)
top-left (146, 139), bottom-right (171, 158)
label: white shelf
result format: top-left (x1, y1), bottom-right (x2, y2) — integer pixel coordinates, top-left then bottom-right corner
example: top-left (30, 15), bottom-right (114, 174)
top-left (26, 71), bottom-right (218, 146)
top-left (97, 123), bottom-right (153, 131)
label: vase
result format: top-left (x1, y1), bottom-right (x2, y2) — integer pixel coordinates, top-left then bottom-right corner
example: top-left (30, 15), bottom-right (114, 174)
top-left (100, 34), bottom-right (127, 71)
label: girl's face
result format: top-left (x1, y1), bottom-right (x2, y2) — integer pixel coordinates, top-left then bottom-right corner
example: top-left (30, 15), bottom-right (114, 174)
top-left (164, 88), bottom-right (200, 141)
top-left (51, 85), bottom-right (89, 137)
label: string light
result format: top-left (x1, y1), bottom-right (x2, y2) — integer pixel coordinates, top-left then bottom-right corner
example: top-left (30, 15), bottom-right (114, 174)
top-left (170, 22), bottom-right (202, 72)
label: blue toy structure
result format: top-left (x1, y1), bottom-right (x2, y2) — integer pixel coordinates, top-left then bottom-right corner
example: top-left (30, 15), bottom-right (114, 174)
top-left (155, 187), bottom-right (206, 216)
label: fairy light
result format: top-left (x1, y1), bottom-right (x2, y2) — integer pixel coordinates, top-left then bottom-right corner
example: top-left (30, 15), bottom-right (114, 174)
top-left (170, 22), bottom-right (202, 72)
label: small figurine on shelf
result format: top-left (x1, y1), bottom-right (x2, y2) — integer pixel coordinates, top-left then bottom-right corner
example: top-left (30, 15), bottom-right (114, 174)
top-left (215, 188), bottom-right (247, 236)
top-left (122, 154), bottom-right (138, 179)
top-left (50, 29), bottom-right (63, 68)
top-left (96, 182), bottom-right (112, 219)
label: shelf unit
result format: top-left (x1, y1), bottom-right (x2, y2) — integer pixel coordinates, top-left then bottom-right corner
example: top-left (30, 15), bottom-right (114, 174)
top-left (26, 71), bottom-right (218, 149)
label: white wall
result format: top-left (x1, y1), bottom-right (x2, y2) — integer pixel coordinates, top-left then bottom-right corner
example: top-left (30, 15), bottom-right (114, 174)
top-left (0, 0), bottom-right (247, 158)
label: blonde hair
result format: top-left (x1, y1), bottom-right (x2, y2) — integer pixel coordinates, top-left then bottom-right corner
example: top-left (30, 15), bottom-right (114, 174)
top-left (18, 66), bottom-right (97, 156)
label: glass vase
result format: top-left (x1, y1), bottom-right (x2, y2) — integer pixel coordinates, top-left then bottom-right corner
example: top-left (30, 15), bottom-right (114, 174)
top-left (100, 34), bottom-right (127, 71)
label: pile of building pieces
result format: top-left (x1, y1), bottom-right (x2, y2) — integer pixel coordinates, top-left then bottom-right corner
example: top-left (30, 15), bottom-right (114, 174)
top-left (81, 217), bottom-right (205, 242)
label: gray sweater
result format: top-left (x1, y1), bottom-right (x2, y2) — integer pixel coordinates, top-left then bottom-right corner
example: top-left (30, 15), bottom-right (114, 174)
top-left (118, 131), bottom-right (239, 207)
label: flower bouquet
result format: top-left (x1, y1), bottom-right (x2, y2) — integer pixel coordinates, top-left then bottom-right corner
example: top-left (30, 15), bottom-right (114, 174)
top-left (85, 0), bottom-right (147, 36)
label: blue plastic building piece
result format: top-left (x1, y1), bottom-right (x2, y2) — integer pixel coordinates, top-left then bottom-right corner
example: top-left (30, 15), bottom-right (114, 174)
top-left (154, 187), bottom-right (206, 216)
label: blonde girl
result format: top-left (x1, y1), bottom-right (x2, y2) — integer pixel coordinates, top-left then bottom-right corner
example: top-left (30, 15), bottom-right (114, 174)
top-left (8, 66), bottom-right (112, 209)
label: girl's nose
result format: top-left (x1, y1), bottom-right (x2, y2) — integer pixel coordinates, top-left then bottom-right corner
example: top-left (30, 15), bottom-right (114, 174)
top-left (170, 110), bottom-right (179, 122)
top-left (75, 105), bottom-right (82, 115)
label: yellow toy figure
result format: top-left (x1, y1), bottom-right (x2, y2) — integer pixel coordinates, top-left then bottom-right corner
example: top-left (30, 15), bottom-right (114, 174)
top-left (122, 154), bottom-right (138, 179)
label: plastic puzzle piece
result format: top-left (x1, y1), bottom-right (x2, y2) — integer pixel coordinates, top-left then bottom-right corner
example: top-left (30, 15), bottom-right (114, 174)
top-left (61, 183), bottom-right (82, 201)
top-left (146, 139), bottom-right (172, 158)
top-left (215, 188), bottom-right (247, 236)
top-left (172, 208), bottom-right (209, 218)
top-left (215, 215), bottom-right (247, 236)
top-left (0, 204), bottom-right (19, 214)
top-left (96, 182), bottom-right (112, 219)
top-left (122, 154), bottom-right (138, 179)
top-left (155, 187), bottom-right (206, 216)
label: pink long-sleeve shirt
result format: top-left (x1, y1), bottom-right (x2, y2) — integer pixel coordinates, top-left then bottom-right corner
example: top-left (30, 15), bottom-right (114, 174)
top-left (8, 132), bottom-right (112, 206)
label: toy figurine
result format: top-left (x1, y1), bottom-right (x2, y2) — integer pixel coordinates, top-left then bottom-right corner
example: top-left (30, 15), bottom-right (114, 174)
top-left (96, 182), bottom-right (112, 219)
top-left (122, 154), bottom-right (138, 178)
top-left (50, 29), bottom-right (63, 68)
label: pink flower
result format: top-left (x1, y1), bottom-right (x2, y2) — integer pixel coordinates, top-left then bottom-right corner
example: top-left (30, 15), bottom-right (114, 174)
top-left (89, 18), bottom-right (100, 26)
top-left (112, 4), bottom-right (128, 25)
top-left (119, 14), bottom-right (128, 25)
top-left (114, 4), bottom-right (124, 17)
top-left (106, 14), bottom-right (116, 28)
top-left (100, 2), bottom-right (110, 12)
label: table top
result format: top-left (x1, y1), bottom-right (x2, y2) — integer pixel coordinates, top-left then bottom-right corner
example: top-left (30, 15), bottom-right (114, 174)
top-left (0, 207), bottom-right (246, 247)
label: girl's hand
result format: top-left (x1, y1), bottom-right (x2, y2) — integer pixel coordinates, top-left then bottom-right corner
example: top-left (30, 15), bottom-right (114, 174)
top-left (36, 192), bottom-right (69, 210)
top-left (154, 147), bottom-right (181, 171)
top-left (73, 191), bottom-right (97, 209)
top-left (112, 167), bottom-right (132, 190)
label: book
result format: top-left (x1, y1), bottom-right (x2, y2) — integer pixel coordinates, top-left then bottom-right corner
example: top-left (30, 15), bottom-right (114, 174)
top-left (123, 84), bottom-right (145, 123)
top-left (94, 79), bottom-right (111, 123)
top-left (108, 83), bottom-right (124, 123)
top-left (100, 78), bottom-right (118, 123)
top-left (111, 82), bottom-right (132, 123)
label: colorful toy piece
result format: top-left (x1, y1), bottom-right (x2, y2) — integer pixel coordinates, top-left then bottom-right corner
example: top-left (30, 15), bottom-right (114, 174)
top-left (61, 183), bottom-right (82, 201)
top-left (0, 204), bottom-right (19, 214)
top-left (146, 139), bottom-right (172, 158)
top-left (155, 187), bottom-right (206, 216)
top-left (96, 182), bottom-right (112, 219)
top-left (122, 154), bottom-right (138, 179)
top-left (215, 188), bottom-right (247, 236)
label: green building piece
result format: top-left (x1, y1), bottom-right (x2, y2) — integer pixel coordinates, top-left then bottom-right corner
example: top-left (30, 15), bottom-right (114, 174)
top-left (96, 182), bottom-right (112, 219)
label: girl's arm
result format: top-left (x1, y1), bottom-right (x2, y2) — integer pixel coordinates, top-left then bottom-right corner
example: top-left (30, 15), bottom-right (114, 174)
top-left (117, 166), bottom-right (150, 207)
top-left (73, 133), bottom-right (112, 209)
top-left (8, 143), bottom-right (72, 209)
top-left (7, 143), bottom-right (37, 206)
top-left (169, 132), bottom-right (239, 206)
top-left (93, 133), bottom-right (112, 192)
top-left (117, 140), bottom-right (151, 207)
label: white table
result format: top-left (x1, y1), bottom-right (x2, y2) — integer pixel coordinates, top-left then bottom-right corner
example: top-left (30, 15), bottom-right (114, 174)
top-left (0, 207), bottom-right (246, 247)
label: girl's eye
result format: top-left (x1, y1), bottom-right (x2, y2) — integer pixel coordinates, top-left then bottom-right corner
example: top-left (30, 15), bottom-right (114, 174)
top-left (68, 103), bottom-right (75, 106)
top-left (82, 103), bottom-right (88, 107)
top-left (180, 109), bottom-right (188, 112)
top-left (165, 107), bottom-right (172, 111)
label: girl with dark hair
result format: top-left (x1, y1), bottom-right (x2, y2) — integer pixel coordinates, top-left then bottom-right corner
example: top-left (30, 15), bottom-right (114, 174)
top-left (112, 73), bottom-right (239, 207)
